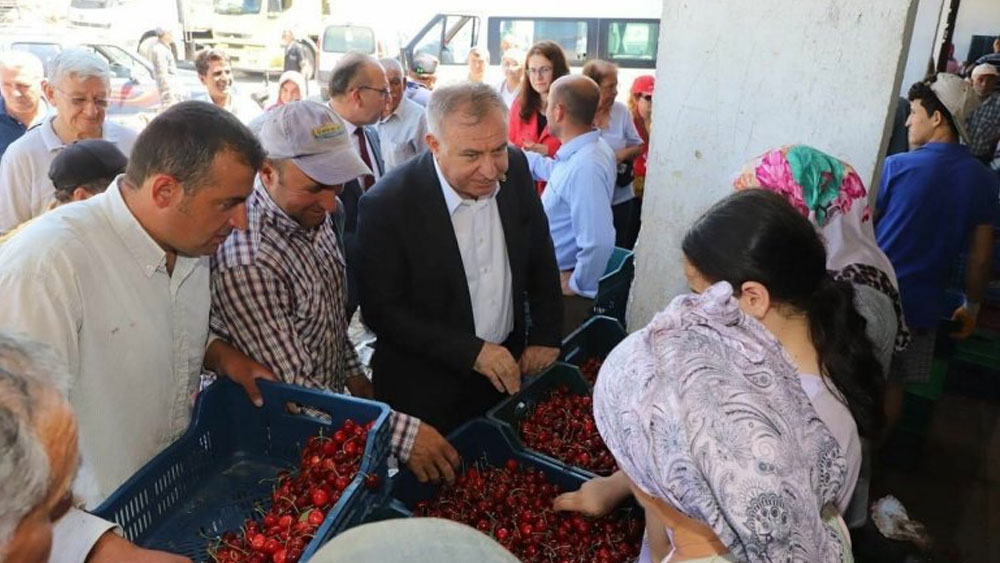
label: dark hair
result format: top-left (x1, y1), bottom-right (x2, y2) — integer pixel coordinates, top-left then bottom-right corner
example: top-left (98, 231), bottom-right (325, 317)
top-left (682, 190), bottom-right (884, 438)
top-left (125, 101), bottom-right (264, 193)
top-left (907, 79), bottom-right (958, 139)
top-left (552, 76), bottom-right (600, 128)
top-left (328, 52), bottom-right (374, 98)
top-left (53, 177), bottom-right (115, 202)
top-left (194, 48), bottom-right (230, 77)
top-left (517, 41), bottom-right (570, 121)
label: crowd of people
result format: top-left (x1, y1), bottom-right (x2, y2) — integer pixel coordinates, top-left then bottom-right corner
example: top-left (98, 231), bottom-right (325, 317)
top-left (0, 29), bottom-right (997, 563)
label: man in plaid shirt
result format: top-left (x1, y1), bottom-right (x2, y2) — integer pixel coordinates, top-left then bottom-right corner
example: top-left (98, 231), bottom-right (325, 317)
top-left (968, 63), bottom-right (1000, 164)
top-left (210, 101), bottom-right (460, 482)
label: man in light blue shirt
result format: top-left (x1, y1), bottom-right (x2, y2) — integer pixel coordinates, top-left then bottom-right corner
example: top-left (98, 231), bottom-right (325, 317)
top-left (524, 74), bottom-right (616, 333)
top-left (376, 58), bottom-right (428, 171)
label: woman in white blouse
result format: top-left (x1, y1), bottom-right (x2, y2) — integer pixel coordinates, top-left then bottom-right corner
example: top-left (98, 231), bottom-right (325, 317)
top-left (583, 59), bottom-right (645, 249)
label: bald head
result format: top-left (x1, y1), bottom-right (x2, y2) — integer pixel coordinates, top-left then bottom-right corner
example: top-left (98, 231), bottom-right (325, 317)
top-left (549, 74), bottom-right (600, 129)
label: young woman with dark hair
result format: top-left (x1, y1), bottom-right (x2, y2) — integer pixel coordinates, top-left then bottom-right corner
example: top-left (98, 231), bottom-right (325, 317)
top-left (508, 41), bottom-right (569, 194)
top-left (556, 189), bottom-right (881, 562)
top-left (682, 189), bottom-right (884, 447)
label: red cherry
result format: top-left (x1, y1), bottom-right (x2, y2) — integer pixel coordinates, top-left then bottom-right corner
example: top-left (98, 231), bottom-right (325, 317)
top-left (364, 473), bottom-right (381, 490)
top-left (343, 441), bottom-right (359, 456)
top-left (334, 475), bottom-right (351, 491)
top-left (272, 548), bottom-right (287, 563)
top-left (311, 489), bottom-right (330, 507)
top-left (308, 508), bottom-right (325, 526)
top-left (278, 514), bottom-right (293, 529)
top-left (262, 538), bottom-right (280, 555)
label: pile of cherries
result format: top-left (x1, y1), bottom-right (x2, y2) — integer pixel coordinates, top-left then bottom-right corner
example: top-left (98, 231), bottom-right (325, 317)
top-left (579, 356), bottom-right (604, 386)
top-left (519, 385), bottom-right (617, 475)
top-left (413, 459), bottom-right (643, 562)
top-left (207, 419), bottom-right (381, 563)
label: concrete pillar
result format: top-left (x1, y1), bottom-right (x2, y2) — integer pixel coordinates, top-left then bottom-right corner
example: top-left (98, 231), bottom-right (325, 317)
top-left (628, 0), bottom-right (919, 329)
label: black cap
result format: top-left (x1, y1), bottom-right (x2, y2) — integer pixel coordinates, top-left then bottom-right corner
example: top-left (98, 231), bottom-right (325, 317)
top-left (48, 139), bottom-right (127, 192)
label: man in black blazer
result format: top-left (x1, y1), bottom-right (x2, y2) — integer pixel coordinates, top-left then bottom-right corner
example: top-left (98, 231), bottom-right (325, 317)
top-left (358, 82), bottom-right (563, 440)
top-left (327, 52), bottom-right (387, 318)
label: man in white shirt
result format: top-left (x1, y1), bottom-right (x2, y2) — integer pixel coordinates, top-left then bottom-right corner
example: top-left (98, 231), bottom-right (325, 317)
top-left (327, 52), bottom-right (388, 316)
top-left (0, 49), bottom-right (137, 235)
top-left (0, 101), bottom-right (275, 563)
top-left (194, 48), bottom-right (262, 124)
top-left (376, 57), bottom-right (428, 171)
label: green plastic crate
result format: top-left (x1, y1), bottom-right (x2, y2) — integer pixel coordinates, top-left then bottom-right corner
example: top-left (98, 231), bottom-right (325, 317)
top-left (593, 247), bottom-right (635, 325)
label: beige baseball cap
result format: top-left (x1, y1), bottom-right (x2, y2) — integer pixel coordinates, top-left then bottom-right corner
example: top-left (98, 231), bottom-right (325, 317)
top-left (258, 100), bottom-right (371, 185)
top-left (929, 73), bottom-right (981, 143)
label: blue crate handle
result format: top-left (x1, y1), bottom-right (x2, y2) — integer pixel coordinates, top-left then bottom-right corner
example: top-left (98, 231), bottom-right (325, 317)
top-left (256, 379), bottom-right (391, 431)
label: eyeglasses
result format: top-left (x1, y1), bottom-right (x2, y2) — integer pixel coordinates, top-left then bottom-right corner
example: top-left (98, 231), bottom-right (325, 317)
top-left (357, 86), bottom-right (391, 98)
top-left (527, 66), bottom-right (553, 76)
top-left (54, 86), bottom-right (109, 109)
top-left (639, 94), bottom-right (653, 102)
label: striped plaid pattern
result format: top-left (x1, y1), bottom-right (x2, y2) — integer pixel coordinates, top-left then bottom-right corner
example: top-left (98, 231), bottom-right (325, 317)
top-left (968, 93), bottom-right (1000, 162)
top-left (210, 180), bottom-right (418, 459)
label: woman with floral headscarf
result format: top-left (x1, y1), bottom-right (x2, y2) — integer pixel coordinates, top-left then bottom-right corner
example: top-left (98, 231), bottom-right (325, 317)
top-left (731, 145), bottom-right (909, 530)
top-left (733, 144), bottom-right (910, 370)
top-left (557, 190), bottom-right (881, 562)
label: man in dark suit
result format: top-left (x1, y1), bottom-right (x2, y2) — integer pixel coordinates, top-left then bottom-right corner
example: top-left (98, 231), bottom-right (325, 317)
top-left (327, 52), bottom-right (387, 318)
top-left (358, 82), bottom-right (563, 439)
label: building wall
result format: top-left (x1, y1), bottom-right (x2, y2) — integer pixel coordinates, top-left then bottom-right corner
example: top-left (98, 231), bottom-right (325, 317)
top-left (628, 0), bottom-right (919, 329)
top-left (953, 0), bottom-right (1000, 63)
top-left (901, 0), bottom-right (945, 90)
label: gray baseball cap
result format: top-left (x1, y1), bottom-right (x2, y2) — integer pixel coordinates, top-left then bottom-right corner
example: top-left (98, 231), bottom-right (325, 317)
top-left (929, 73), bottom-right (980, 143)
top-left (258, 100), bottom-right (371, 185)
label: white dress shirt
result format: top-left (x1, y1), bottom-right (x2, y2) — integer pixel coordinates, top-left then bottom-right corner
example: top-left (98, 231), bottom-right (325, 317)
top-left (0, 177), bottom-right (211, 561)
top-left (433, 158), bottom-right (513, 343)
top-left (376, 97), bottom-right (428, 171)
top-left (0, 116), bottom-right (137, 234)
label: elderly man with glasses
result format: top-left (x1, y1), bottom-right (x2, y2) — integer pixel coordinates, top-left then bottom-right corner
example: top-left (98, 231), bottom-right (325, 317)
top-left (326, 52), bottom-right (388, 318)
top-left (0, 49), bottom-right (137, 235)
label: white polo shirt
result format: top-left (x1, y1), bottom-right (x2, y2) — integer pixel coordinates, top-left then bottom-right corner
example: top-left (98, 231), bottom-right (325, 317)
top-left (0, 116), bottom-right (137, 234)
top-left (0, 178), bottom-right (211, 561)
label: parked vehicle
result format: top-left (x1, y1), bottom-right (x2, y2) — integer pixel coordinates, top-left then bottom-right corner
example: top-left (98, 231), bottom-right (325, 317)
top-left (400, 2), bottom-right (660, 101)
top-left (67, 0), bottom-right (327, 77)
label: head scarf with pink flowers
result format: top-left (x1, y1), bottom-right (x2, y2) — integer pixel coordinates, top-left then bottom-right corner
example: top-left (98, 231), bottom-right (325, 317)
top-left (734, 144), bottom-right (910, 351)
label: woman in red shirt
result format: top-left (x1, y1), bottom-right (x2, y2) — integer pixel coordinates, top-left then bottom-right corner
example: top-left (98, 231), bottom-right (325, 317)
top-left (509, 40), bottom-right (569, 194)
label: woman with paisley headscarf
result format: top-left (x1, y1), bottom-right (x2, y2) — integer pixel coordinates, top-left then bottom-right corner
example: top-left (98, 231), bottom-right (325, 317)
top-left (556, 190), bottom-right (884, 562)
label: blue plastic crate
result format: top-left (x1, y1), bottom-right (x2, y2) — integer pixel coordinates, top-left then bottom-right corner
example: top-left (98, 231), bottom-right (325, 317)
top-left (359, 500), bottom-right (412, 523)
top-left (560, 315), bottom-right (626, 367)
top-left (487, 364), bottom-right (602, 479)
top-left (392, 419), bottom-right (599, 509)
top-left (593, 247), bottom-right (635, 325)
top-left (94, 379), bottom-right (391, 562)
